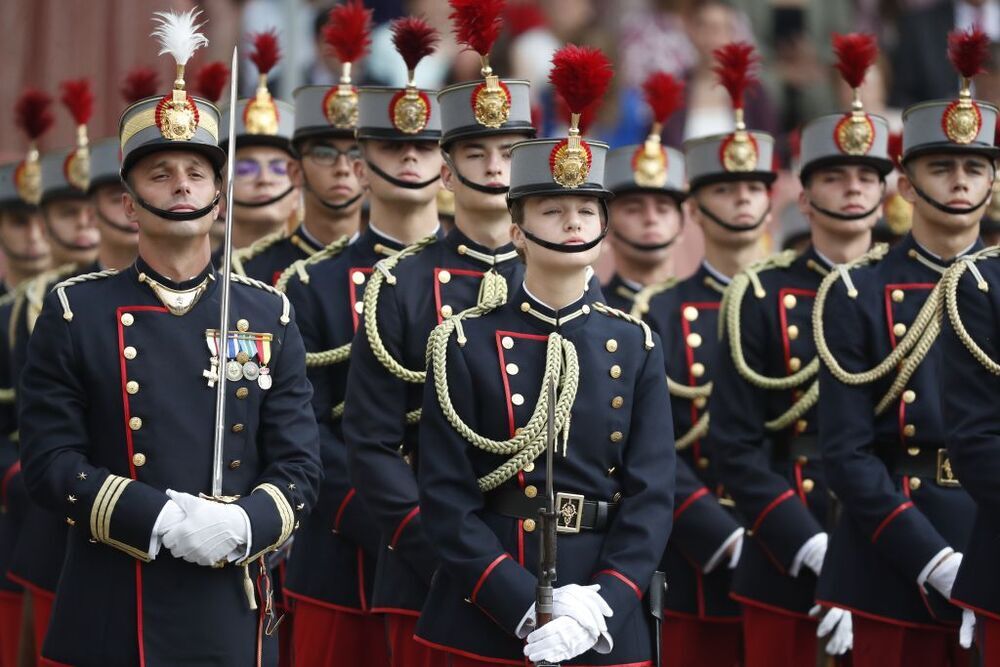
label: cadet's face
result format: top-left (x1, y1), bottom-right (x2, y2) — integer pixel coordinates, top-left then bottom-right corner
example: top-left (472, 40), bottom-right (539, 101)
top-left (289, 138), bottom-right (363, 215)
top-left (801, 165), bottom-right (882, 236)
top-left (443, 135), bottom-right (519, 213)
top-left (513, 195), bottom-right (604, 271)
top-left (93, 182), bottom-right (139, 247)
top-left (900, 154), bottom-right (996, 232)
top-left (609, 192), bottom-right (683, 266)
top-left (231, 145), bottom-right (298, 227)
top-left (124, 151), bottom-right (220, 239)
top-left (691, 179), bottom-right (770, 248)
top-left (42, 195), bottom-right (100, 265)
top-left (357, 140), bottom-right (442, 206)
top-left (0, 205), bottom-right (50, 274)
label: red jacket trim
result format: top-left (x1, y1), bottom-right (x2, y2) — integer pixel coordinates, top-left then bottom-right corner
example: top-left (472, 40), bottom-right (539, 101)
top-left (117, 305), bottom-right (168, 480)
top-left (814, 598), bottom-right (958, 632)
top-left (369, 606), bottom-right (420, 617)
top-left (283, 589), bottom-right (367, 615)
top-left (1, 460), bottom-right (21, 510)
top-left (872, 501), bottom-right (913, 543)
top-left (595, 569), bottom-right (642, 599)
top-left (471, 553), bottom-right (510, 604)
top-left (674, 487), bottom-right (710, 520)
top-left (390, 506), bottom-right (421, 549)
top-left (333, 488), bottom-right (356, 532)
top-left (730, 592), bottom-right (814, 621)
top-left (752, 489), bottom-right (796, 532)
top-left (348, 268), bottom-right (374, 332)
top-left (950, 597), bottom-right (1000, 623)
top-left (434, 268), bottom-right (484, 326)
top-left (414, 634), bottom-right (654, 667)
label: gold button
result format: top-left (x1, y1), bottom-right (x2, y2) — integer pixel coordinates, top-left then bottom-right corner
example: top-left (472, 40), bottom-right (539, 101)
top-left (903, 424), bottom-right (916, 438)
top-left (511, 393), bottom-right (525, 406)
top-left (441, 305), bottom-right (453, 318)
top-left (438, 270), bottom-right (451, 284)
top-left (523, 519), bottom-right (536, 532)
top-left (523, 462), bottom-right (535, 473)
top-left (520, 302), bottom-right (531, 312)
top-left (683, 306), bottom-right (699, 322)
top-left (694, 396), bottom-right (707, 409)
top-left (132, 453), bottom-right (146, 467)
top-left (229, 460), bottom-right (242, 470)
top-left (524, 485), bottom-right (538, 498)
top-left (236, 387), bottom-right (249, 399)
top-left (788, 357), bottom-right (802, 372)
top-left (352, 271), bottom-right (366, 285)
top-left (610, 431), bottom-right (623, 443)
top-left (802, 479), bottom-right (815, 493)
top-left (502, 336), bottom-right (514, 350)
top-left (903, 390), bottom-right (916, 404)
top-left (787, 325), bottom-right (799, 340)
top-left (697, 457), bottom-right (710, 470)
top-left (373, 243), bottom-right (384, 255)
top-left (611, 396), bottom-right (624, 409)
top-left (612, 492), bottom-right (623, 502)
top-left (907, 447), bottom-right (920, 457)
top-left (909, 477), bottom-right (922, 491)
top-left (783, 294), bottom-right (797, 309)
top-left (582, 305), bottom-right (591, 315)
top-left (610, 365), bottom-right (622, 379)
top-left (506, 363), bottom-right (519, 376)
top-left (123, 346), bottom-right (137, 360)
top-left (606, 339), bottom-right (618, 353)
top-left (126, 380), bottom-right (139, 395)
top-left (354, 301), bottom-right (364, 314)
top-left (66, 517), bottom-right (75, 526)
top-left (232, 423), bottom-right (245, 433)
top-left (796, 455), bottom-right (808, 466)
top-left (892, 289), bottom-right (904, 303)
top-left (691, 363), bottom-right (705, 378)
top-left (121, 313), bottom-right (134, 326)
top-left (686, 333), bottom-right (702, 348)
top-left (457, 244), bottom-right (468, 255)
top-left (796, 419), bottom-right (808, 433)
top-left (129, 417), bottom-right (142, 431)
top-left (893, 323), bottom-right (907, 337)
top-left (237, 319), bottom-right (250, 332)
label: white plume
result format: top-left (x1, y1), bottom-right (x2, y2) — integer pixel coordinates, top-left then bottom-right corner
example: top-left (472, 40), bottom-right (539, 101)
top-left (151, 9), bottom-right (209, 66)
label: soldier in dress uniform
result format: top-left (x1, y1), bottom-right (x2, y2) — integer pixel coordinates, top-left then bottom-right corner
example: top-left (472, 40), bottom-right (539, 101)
top-left (217, 30), bottom-right (299, 268)
top-left (709, 33), bottom-right (894, 665)
top-left (630, 42), bottom-right (774, 667)
top-left (17, 10), bottom-right (321, 666)
top-left (813, 26), bottom-right (995, 667)
top-left (342, 3), bottom-right (540, 663)
top-left (414, 43), bottom-right (674, 667)
top-left (602, 72), bottom-right (686, 313)
top-left (232, 6), bottom-right (369, 286)
top-left (276, 5), bottom-right (434, 667)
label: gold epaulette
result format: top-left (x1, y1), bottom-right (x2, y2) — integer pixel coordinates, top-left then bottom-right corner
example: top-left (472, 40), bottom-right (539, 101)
top-left (274, 235), bottom-right (352, 294)
top-left (231, 230), bottom-right (288, 276)
top-left (942, 246), bottom-right (1000, 375)
top-left (230, 273), bottom-right (291, 326)
top-left (630, 277), bottom-right (678, 319)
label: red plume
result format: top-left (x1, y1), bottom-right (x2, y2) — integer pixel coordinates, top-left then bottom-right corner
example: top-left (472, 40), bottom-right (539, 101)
top-left (548, 44), bottom-right (613, 115)
top-left (59, 79), bottom-right (94, 126)
top-left (193, 61), bottom-right (230, 102)
top-left (250, 29), bottom-right (281, 76)
top-left (505, 3), bottom-right (546, 38)
top-left (947, 26), bottom-right (990, 79)
top-left (391, 17), bottom-right (440, 72)
top-left (832, 33), bottom-right (878, 88)
top-left (888, 131), bottom-right (904, 169)
top-left (323, 0), bottom-right (372, 64)
top-left (787, 128), bottom-right (802, 160)
top-left (642, 71), bottom-right (684, 125)
top-left (15, 89), bottom-right (54, 140)
top-left (712, 42), bottom-right (759, 109)
top-left (449, 0), bottom-right (505, 56)
top-left (121, 67), bottom-right (160, 103)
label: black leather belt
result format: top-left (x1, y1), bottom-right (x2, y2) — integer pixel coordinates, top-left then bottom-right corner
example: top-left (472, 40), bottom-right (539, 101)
top-left (887, 447), bottom-right (961, 488)
top-left (486, 487), bottom-right (619, 533)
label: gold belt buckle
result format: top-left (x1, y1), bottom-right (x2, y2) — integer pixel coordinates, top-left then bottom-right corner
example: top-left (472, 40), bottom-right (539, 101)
top-left (936, 449), bottom-right (961, 488)
top-left (555, 492), bottom-right (585, 534)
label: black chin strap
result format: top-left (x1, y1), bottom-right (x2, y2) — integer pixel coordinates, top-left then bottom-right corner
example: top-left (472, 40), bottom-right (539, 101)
top-left (365, 160), bottom-right (441, 190)
top-left (443, 154), bottom-right (508, 195)
top-left (806, 181), bottom-right (886, 221)
top-left (0, 238), bottom-right (47, 263)
top-left (612, 226), bottom-right (682, 252)
top-left (301, 174), bottom-right (364, 212)
top-left (42, 220), bottom-right (99, 253)
top-left (234, 185), bottom-right (296, 209)
top-left (904, 167), bottom-right (996, 216)
top-left (697, 202), bottom-right (770, 232)
top-left (522, 219), bottom-right (609, 254)
top-left (123, 182), bottom-right (221, 222)
top-left (95, 205), bottom-right (139, 235)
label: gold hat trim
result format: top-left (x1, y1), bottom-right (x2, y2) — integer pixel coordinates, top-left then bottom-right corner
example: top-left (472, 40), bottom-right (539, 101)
top-left (120, 104), bottom-right (219, 152)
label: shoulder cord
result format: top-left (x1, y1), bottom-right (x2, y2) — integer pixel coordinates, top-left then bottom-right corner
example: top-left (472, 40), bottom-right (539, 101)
top-left (629, 277), bottom-right (678, 319)
top-left (942, 247), bottom-right (1000, 375)
top-left (54, 269), bottom-right (120, 322)
top-left (231, 230), bottom-right (287, 276)
top-left (229, 273), bottom-right (291, 325)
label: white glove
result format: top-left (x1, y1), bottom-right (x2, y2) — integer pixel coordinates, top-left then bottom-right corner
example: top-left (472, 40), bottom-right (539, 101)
top-left (704, 528), bottom-right (744, 573)
top-left (162, 490), bottom-right (250, 567)
top-left (524, 616), bottom-right (598, 664)
top-left (960, 609), bottom-right (976, 649)
top-left (148, 499), bottom-right (186, 559)
top-left (812, 605), bottom-right (852, 655)
top-left (517, 584), bottom-right (613, 639)
top-left (926, 552), bottom-right (963, 599)
top-left (791, 532), bottom-right (828, 577)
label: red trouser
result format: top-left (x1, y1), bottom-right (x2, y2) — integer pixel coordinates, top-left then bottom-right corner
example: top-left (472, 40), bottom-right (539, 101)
top-left (290, 598), bottom-right (390, 667)
top-left (31, 589), bottom-right (54, 663)
top-left (741, 603), bottom-right (817, 667)
top-left (0, 590), bottom-right (21, 667)
top-left (852, 614), bottom-right (970, 667)
top-left (982, 615), bottom-right (1000, 667)
top-left (386, 613), bottom-right (448, 667)
top-left (661, 615), bottom-right (742, 667)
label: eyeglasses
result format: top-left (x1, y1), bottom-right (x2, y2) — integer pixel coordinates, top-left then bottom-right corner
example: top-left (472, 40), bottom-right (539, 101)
top-left (234, 158), bottom-right (289, 180)
top-left (304, 145), bottom-right (362, 166)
